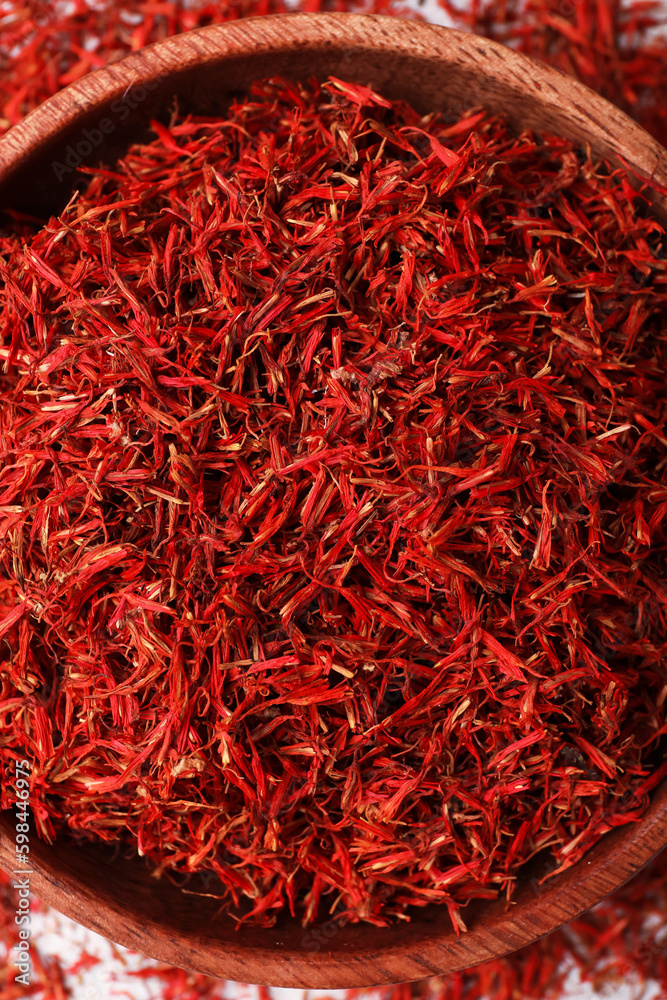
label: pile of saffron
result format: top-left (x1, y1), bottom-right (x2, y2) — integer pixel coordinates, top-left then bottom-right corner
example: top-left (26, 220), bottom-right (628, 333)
top-left (0, 1), bottom-right (667, 999)
top-left (1, 70), bottom-right (667, 929)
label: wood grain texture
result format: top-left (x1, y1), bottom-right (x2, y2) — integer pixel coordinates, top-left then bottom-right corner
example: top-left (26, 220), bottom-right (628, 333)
top-left (1, 786), bottom-right (666, 987)
top-left (1, 14), bottom-right (667, 217)
top-left (0, 11), bottom-right (665, 989)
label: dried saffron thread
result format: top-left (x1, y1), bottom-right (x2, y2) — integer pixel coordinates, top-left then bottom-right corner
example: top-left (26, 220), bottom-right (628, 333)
top-left (1, 73), bottom-right (667, 930)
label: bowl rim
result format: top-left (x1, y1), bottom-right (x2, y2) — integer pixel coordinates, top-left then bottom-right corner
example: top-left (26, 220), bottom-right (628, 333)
top-left (1, 12), bottom-right (667, 212)
top-left (0, 11), bottom-right (666, 989)
top-left (2, 789), bottom-right (666, 987)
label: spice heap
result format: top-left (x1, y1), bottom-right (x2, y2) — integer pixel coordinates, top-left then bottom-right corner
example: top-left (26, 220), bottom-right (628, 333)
top-left (2, 73), bottom-right (667, 928)
top-left (1, 0), bottom-right (667, 998)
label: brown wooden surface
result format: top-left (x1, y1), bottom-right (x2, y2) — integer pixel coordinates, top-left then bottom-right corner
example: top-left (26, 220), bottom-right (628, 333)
top-left (1, 14), bottom-right (667, 218)
top-left (1, 786), bottom-right (666, 987)
top-left (0, 11), bottom-right (666, 989)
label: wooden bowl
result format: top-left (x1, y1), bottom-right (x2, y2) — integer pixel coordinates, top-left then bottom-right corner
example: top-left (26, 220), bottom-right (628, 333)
top-left (0, 12), bottom-right (666, 989)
